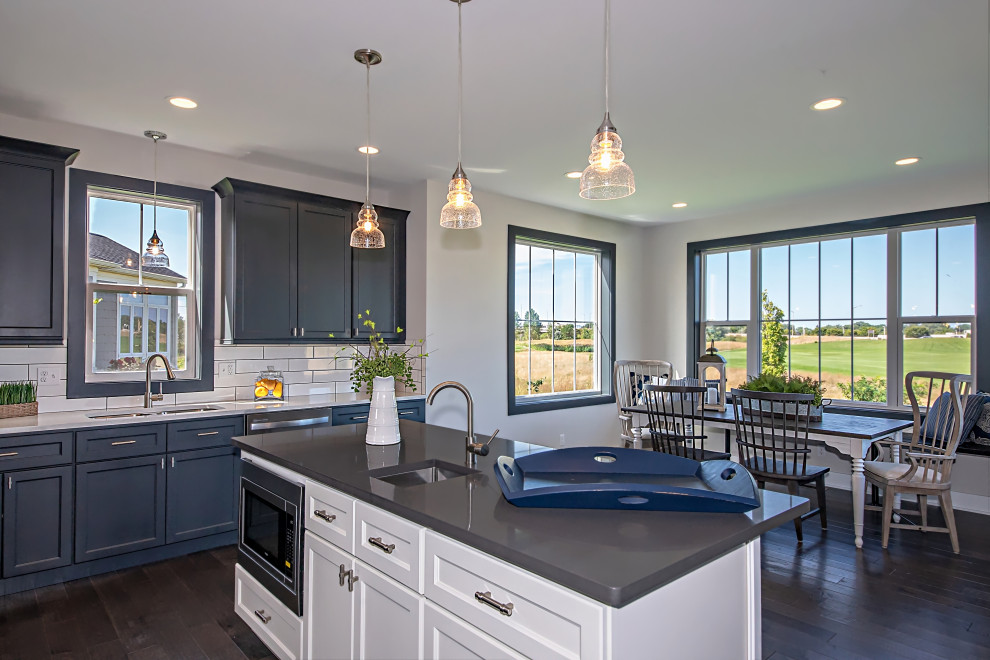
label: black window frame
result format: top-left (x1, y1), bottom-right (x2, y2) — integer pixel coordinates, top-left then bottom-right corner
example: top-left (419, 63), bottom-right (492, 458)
top-left (686, 203), bottom-right (989, 415)
top-left (507, 225), bottom-right (616, 415)
top-left (66, 169), bottom-right (215, 399)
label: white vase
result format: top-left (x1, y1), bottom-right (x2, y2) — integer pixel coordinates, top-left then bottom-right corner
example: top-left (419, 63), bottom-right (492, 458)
top-left (366, 376), bottom-right (401, 445)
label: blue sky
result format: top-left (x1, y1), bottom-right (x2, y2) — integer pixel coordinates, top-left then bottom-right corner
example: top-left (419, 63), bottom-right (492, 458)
top-left (706, 225), bottom-right (975, 326)
top-left (514, 244), bottom-right (596, 324)
top-left (90, 196), bottom-right (190, 279)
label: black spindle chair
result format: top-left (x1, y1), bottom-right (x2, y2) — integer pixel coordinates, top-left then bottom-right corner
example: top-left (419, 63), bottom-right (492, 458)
top-left (731, 388), bottom-right (829, 543)
top-left (643, 384), bottom-right (730, 461)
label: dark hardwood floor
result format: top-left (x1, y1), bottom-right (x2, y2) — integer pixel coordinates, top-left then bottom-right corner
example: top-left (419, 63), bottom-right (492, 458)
top-left (0, 488), bottom-right (987, 659)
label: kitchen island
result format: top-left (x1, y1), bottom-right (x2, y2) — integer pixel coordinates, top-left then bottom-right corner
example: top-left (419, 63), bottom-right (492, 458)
top-left (233, 420), bottom-right (808, 660)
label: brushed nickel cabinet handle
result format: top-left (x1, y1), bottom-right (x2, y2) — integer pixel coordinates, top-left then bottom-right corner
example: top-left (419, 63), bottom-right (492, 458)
top-left (197, 431), bottom-right (220, 437)
top-left (339, 564), bottom-right (348, 587)
top-left (347, 570), bottom-right (359, 592)
top-left (314, 510), bottom-right (336, 523)
top-left (300, 327), bottom-right (305, 337)
top-left (0, 451), bottom-right (18, 457)
top-left (352, 415), bottom-right (368, 421)
top-left (475, 591), bottom-right (514, 617)
top-left (368, 537), bottom-right (395, 554)
top-left (291, 327), bottom-right (297, 337)
top-left (254, 609), bottom-right (272, 624)
top-left (111, 440), bottom-right (137, 446)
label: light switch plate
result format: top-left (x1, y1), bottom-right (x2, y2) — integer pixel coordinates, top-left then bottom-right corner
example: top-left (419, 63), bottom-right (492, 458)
top-left (219, 361), bottom-right (235, 377)
top-left (37, 367), bottom-right (58, 385)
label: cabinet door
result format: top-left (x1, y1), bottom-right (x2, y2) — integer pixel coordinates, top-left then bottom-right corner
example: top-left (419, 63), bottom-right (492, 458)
top-left (304, 531), bottom-right (355, 660)
top-left (0, 156), bottom-right (64, 341)
top-left (233, 193), bottom-right (296, 341)
top-left (166, 447), bottom-right (239, 543)
top-left (353, 559), bottom-right (424, 660)
top-left (352, 209), bottom-right (407, 341)
top-left (1, 466), bottom-right (73, 577)
top-left (75, 455), bottom-right (166, 562)
top-left (423, 602), bottom-right (526, 660)
top-left (296, 201), bottom-right (353, 339)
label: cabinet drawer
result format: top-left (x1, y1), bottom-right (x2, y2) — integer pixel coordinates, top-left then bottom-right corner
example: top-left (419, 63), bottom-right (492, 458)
top-left (167, 416), bottom-right (244, 451)
top-left (305, 479), bottom-right (355, 553)
top-left (397, 399), bottom-right (426, 423)
top-left (354, 501), bottom-right (424, 593)
top-left (76, 424), bottom-right (166, 461)
top-left (332, 399), bottom-right (425, 426)
top-left (0, 432), bottom-right (72, 470)
top-left (235, 563), bottom-right (302, 660)
top-left (425, 532), bottom-right (603, 660)
top-left (423, 602), bottom-right (526, 660)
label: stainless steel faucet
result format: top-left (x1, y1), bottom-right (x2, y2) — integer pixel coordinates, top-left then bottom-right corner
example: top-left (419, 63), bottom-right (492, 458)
top-left (144, 353), bottom-right (176, 408)
top-left (427, 380), bottom-right (497, 466)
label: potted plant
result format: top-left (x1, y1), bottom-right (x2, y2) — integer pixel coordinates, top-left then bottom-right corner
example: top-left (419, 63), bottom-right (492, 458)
top-left (0, 380), bottom-right (38, 419)
top-left (736, 373), bottom-right (829, 421)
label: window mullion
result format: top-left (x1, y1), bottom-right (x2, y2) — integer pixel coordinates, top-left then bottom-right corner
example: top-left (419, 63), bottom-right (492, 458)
top-left (748, 246), bottom-right (760, 379)
top-left (887, 230), bottom-right (901, 407)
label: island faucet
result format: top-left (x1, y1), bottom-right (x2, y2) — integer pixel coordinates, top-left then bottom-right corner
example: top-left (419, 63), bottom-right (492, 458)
top-left (144, 353), bottom-right (176, 409)
top-left (427, 381), bottom-right (497, 465)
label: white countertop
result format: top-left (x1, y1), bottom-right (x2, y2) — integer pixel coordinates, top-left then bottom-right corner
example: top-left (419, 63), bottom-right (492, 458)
top-left (0, 393), bottom-right (426, 436)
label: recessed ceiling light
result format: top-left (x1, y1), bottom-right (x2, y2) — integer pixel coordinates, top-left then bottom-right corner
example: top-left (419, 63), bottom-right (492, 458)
top-left (672, 202), bottom-right (688, 208)
top-left (811, 97), bottom-right (844, 111)
top-left (358, 146), bottom-right (379, 155)
top-left (895, 156), bottom-right (920, 166)
top-left (564, 171), bottom-right (582, 179)
top-left (168, 97), bottom-right (198, 109)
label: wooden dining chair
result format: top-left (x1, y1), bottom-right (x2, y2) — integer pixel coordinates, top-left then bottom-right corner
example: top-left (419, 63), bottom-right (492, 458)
top-left (643, 384), bottom-right (730, 461)
top-left (731, 389), bottom-right (829, 543)
top-left (613, 360), bottom-right (675, 447)
top-left (864, 371), bottom-right (970, 553)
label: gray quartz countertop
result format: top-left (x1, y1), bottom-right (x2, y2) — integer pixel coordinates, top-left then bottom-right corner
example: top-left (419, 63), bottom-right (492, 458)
top-left (0, 394), bottom-right (425, 436)
top-left (233, 420), bottom-right (809, 608)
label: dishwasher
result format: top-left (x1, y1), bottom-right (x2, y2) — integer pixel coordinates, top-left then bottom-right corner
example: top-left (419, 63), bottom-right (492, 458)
top-left (245, 407), bottom-right (334, 434)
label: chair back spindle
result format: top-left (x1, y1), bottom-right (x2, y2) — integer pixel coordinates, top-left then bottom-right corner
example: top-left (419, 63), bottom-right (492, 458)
top-left (731, 389), bottom-right (815, 477)
top-left (643, 384), bottom-right (708, 459)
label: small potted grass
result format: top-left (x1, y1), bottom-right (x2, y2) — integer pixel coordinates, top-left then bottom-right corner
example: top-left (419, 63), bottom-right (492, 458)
top-left (0, 381), bottom-right (38, 419)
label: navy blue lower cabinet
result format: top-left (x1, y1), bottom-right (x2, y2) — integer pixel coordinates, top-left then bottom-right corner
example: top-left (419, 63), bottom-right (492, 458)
top-left (332, 399), bottom-right (426, 425)
top-left (166, 447), bottom-right (239, 544)
top-left (75, 455), bottom-right (167, 562)
top-left (1, 466), bottom-right (73, 577)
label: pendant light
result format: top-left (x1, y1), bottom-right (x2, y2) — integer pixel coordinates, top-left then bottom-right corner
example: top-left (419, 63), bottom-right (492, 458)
top-left (579, 0), bottom-right (635, 200)
top-left (350, 49), bottom-right (386, 249)
top-left (141, 130), bottom-right (170, 267)
top-left (439, 0), bottom-right (482, 229)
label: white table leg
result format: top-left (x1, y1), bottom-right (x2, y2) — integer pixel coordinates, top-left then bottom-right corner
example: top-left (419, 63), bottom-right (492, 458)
top-left (891, 431), bottom-right (902, 522)
top-left (852, 456), bottom-right (866, 549)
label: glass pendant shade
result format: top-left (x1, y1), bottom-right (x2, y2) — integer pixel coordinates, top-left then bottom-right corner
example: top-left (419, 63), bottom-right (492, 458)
top-left (579, 120), bottom-right (635, 200)
top-left (350, 202), bottom-right (385, 249)
top-left (141, 230), bottom-right (170, 268)
top-left (439, 168), bottom-right (482, 229)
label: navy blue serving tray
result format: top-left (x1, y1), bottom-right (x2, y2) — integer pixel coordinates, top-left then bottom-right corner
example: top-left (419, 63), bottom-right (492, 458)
top-left (493, 447), bottom-right (760, 513)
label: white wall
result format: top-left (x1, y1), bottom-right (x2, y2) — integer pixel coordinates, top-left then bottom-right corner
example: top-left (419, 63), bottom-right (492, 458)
top-left (422, 179), bottom-right (649, 448)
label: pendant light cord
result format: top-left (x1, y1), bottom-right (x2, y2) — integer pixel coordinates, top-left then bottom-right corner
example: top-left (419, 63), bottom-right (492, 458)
top-left (152, 135), bottom-right (159, 232)
top-left (604, 0), bottom-right (610, 116)
top-left (457, 0), bottom-right (464, 166)
top-left (365, 59), bottom-right (371, 205)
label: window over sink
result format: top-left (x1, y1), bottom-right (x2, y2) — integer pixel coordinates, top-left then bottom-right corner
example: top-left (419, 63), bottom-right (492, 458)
top-left (67, 170), bottom-right (215, 398)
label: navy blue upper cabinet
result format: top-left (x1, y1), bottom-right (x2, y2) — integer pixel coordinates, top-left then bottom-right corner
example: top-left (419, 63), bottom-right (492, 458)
top-left (0, 136), bottom-right (79, 343)
top-left (1, 465), bottom-right (74, 577)
top-left (214, 178), bottom-right (406, 343)
top-left (166, 446), bottom-right (239, 544)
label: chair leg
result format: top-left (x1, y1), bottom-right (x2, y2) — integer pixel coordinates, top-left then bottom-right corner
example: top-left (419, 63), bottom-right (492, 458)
top-left (786, 481), bottom-right (803, 543)
top-left (881, 486), bottom-right (895, 549)
top-left (918, 494), bottom-right (928, 530)
top-left (938, 491), bottom-right (960, 554)
top-left (871, 484), bottom-right (879, 506)
top-left (815, 476), bottom-right (828, 531)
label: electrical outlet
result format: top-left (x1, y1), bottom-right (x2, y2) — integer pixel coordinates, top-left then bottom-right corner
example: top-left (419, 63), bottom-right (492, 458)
top-left (559, 433), bottom-right (567, 447)
top-left (817, 445), bottom-right (826, 457)
top-left (219, 361), bottom-right (235, 377)
top-left (37, 367), bottom-right (58, 385)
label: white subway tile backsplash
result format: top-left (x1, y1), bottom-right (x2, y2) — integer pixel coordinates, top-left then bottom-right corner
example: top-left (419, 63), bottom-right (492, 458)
top-left (214, 345), bottom-right (265, 360)
top-left (214, 372), bottom-right (259, 388)
top-left (0, 364), bottom-right (30, 381)
top-left (313, 370), bottom-right (353, 383)
top-left (282, 371), bottom-right (314, 385)
top-left (335, 358), bottom-right (355, 370)
top-left (288, 358), bottom-right (333, 372)
top-left (176, 388), bottom-right (237, 404)
top-left (263, 346), bottom-right (313, 359)
top-left (313, 346), bottom-right (336, 358)
top-left (37, 382), bottom-right (67, 397)
top-left (0, 347), bottom-right (67, 364)
top-left (37, 396), bottom-right (106, 414)
top-left (287, 383), bottom-right (334, 397)
top-left (235, 359), bottom-right (289, 374)
top-left (29, 364), bottom-right (64, 382)
top-left (235, 386), bottom-right (260, 401)
top-left (335, 381), bottom-right (359, 394)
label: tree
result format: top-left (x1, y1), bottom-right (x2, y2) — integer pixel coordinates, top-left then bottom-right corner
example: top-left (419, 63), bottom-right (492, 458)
top-left (519, 309), bottom-right (541, 339)
top-left (760, 290), bottom-right (787, 377)
top-left (905, 325), bottom-right (930, 339)
top-left (705, 325), bottom-right (725, 342)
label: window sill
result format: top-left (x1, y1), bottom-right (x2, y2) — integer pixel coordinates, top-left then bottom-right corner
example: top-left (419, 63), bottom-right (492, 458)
top-left (508, 393), bottom-right (615, 416)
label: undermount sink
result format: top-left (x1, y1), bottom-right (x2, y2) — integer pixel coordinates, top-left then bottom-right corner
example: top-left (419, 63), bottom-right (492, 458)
top-left (368, 459), bottom-right (478, 488)
top-left (87, 406), bottom-right (222, 420)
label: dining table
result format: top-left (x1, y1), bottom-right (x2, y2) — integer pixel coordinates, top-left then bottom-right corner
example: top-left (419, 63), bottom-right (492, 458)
top-left (620, 403), bottom-right (913, 549)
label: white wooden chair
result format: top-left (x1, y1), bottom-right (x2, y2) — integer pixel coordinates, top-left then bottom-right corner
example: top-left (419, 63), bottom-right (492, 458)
top-left (613, 360), bottom-right (675, 447)
top-left (865, 371), bottom-right (971, 553)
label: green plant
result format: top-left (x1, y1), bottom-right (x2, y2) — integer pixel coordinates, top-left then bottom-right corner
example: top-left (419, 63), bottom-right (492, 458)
top-left (760, 290), bottom-right (787, 377)
top-left (739, 372), bottom-right (826, 407)
top-left (333, 311), bottom-right (428, 394)
top-left (0, 381), bottom-right (36, 406)
top-left (837, 376), bottom-right (887, 402)
top-left (528, 377), bottom-right (546, 393)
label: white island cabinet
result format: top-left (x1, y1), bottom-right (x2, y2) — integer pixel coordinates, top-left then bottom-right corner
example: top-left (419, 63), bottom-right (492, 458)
top-left (293, 474), bottom-right (762, 660)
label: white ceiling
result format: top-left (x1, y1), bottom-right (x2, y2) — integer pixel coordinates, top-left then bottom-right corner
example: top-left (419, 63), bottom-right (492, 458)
top-left (1, 0), bottom-right (987, 224)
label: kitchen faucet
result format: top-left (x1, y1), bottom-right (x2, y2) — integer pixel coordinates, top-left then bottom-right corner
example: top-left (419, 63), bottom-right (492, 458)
top-left (426, 381), bottom-right (497, 466)
top-left (145, 353), bottom-right (176, 409)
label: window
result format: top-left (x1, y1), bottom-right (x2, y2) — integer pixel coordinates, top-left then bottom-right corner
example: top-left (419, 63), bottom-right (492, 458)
top-left (67, 170), bottom-right (215, 398)
top-left (690, 205), bottom-right (986, 411)
top-left (507, 226), bottom-right (615, 415)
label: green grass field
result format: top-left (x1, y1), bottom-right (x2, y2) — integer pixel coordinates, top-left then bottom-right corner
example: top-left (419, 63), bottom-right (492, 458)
top-left (719, 336), bottom-right (970, 394)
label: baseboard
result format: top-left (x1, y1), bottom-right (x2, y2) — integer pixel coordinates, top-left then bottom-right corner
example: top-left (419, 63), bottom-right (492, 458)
top-left (822, 472), bottom-right (990, 515)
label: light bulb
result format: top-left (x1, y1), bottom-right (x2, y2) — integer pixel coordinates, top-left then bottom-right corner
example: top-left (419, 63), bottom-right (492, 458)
top-left (350, 202), bottom-right (385, 248)
top-left (580, 125), bottom-right (635, 200)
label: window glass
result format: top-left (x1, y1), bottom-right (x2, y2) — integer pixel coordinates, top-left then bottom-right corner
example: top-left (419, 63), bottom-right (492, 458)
top-left (820, 238), bottom-right (851, 320)
top-left (727, 250), bottom-right (751, 321)
top-left (705, 252), bottom-right (728, 322)
top-left (901, 228), bottom-right (936, 316)
top-left (761, 245), bottom-right (788, 317)
top-left (529, 246), bottom-right (553, 322)
top-left (937, 224), bottom-right (975, 316)
top-left (851, 319), bottom-right (887, 403)
top-left (789, 242), bottom-right (818, 321)
top-left (705, 324), bottom-right (748, 388)
top-left (901, 322), bottom-right (971, 403)
top-left (852, 234), bottom-right (886, 319)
